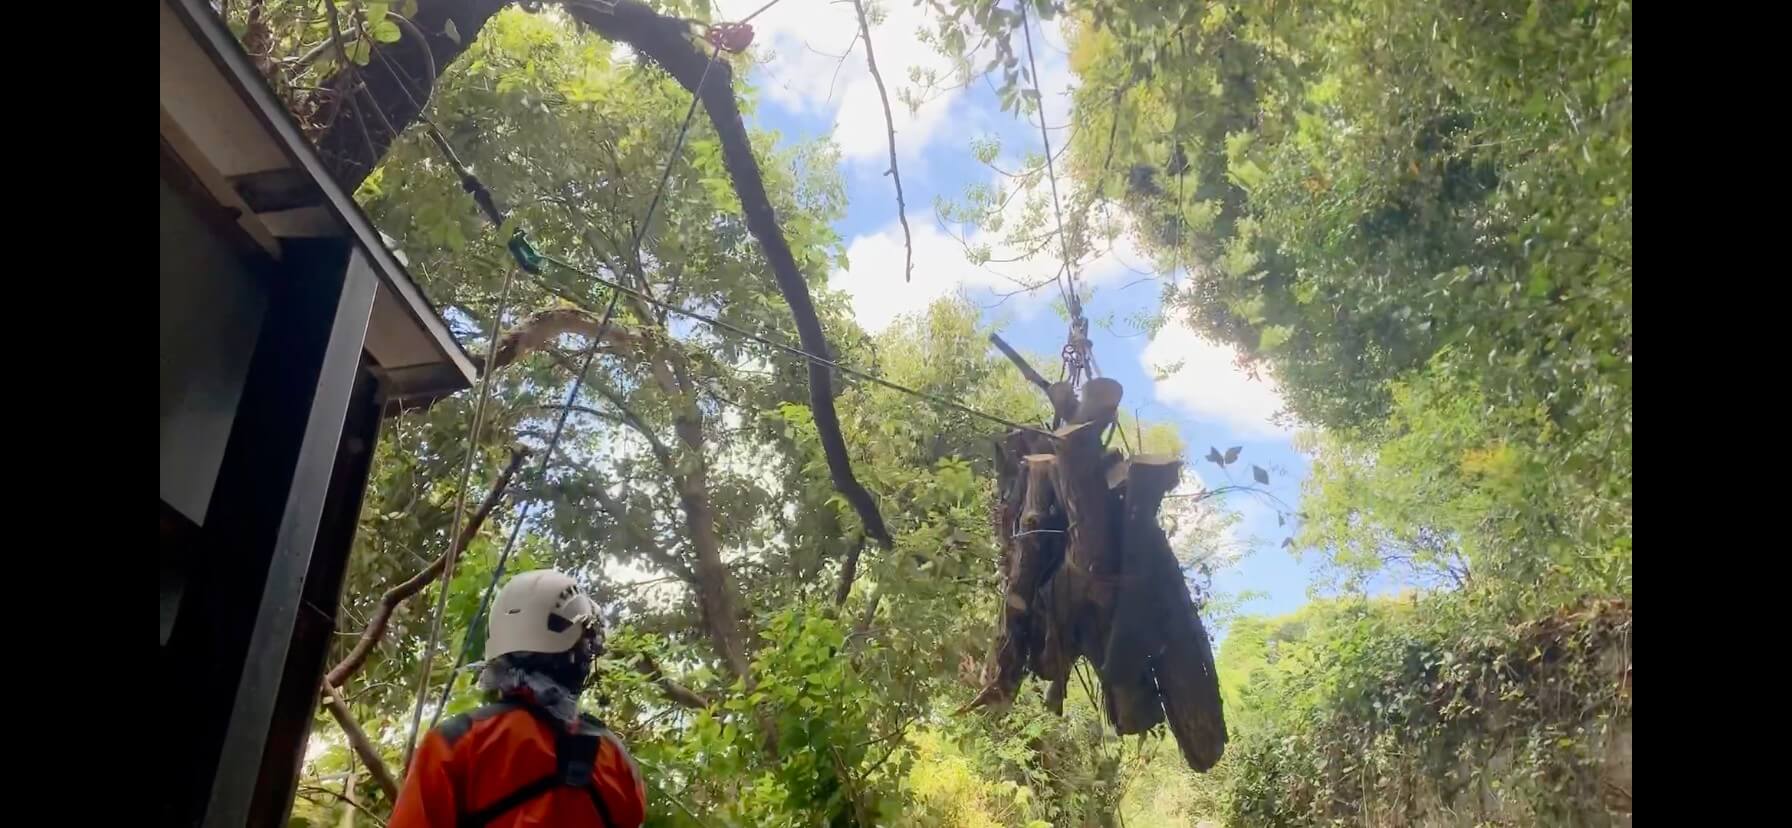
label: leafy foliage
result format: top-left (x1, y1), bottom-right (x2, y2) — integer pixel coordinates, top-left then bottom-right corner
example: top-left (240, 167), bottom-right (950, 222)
top-left (1220, 595), bottom-right (1631, 826)
top-left (235, 0), bottom-right (1628, 824)
top-left (924, 0), bottom-right (1631, 822)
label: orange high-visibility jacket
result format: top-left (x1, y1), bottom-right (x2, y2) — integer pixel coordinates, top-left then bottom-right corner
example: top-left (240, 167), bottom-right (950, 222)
top-left (390, 701), bottom-right (646, 828)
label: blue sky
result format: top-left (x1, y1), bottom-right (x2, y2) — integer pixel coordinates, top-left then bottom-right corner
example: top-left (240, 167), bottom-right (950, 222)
top-left (713, 0), bottom-right (1331, 625)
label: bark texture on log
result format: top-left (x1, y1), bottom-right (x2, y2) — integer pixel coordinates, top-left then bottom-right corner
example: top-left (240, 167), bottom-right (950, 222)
top-left (479, 308), bottom-right (647, 375)
top-left (967, 367), bottom-right (1226, 773)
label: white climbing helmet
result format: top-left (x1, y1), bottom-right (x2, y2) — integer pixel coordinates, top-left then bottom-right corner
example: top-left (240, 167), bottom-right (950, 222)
top-left (483, 569), bottom-right (600, 660)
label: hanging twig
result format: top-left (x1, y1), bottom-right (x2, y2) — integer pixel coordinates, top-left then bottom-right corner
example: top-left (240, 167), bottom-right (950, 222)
top-left (832, 532), bottom-right (869, 607)
top-left (297, 785), bottom-right (389, 828)
top-left (846, 0), bottom-right (914, 284)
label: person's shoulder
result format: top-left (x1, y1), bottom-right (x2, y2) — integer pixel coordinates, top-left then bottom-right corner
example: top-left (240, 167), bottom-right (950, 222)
top-left (437, 700), bottom-right (528, 747)
top-left (585, 716), bottom-right (641, 773)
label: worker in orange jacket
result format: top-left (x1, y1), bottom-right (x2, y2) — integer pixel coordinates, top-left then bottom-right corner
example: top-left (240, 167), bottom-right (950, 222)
top-left (391, 569), bottom-right (647, 827)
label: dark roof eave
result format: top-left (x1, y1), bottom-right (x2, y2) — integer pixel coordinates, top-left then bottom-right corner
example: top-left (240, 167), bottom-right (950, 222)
top-left (165, 0), bottom-right (478, 394)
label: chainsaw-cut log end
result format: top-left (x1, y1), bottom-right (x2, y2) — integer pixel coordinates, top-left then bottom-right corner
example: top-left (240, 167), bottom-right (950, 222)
top-left (1072, 378), bottom-right (1124, 424)
top-left (958, 683), bottom-right (1012, 715)
top-left (1125, 456), bottom-right (1183, 516)
top-left (1046, 381), bottom-right (1080, 424)
top-left (1053, 420), bottom-right (1100, 440)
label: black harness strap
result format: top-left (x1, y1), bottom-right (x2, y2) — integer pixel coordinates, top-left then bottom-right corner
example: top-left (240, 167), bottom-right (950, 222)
top-left (439, 701), bottom-right (522, 747)
top-left (586, 782), bottom-right (619, 827)
top-left (458, 773), bottom-right (560, 828)
top-left (453, 704), bottom-right (618, 828)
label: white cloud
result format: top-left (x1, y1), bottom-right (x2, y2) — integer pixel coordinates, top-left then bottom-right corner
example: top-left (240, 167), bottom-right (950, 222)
top-left (751, 8), bottom-right (1144, 336)
top-left (832, 222), bottom-right (974, 332)
top-left (831, 182), bottom-right (1150, 332)
top-left (745, 0), bottom-right (972, 162)
top-left (1143, 318), bottom-right (1290, 438)
top-left (742, 0), bottom-right (1080, 165)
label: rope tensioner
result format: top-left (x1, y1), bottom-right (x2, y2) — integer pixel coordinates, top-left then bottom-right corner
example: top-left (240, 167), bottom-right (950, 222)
top-left (702, 22), bottom-right (755, 53)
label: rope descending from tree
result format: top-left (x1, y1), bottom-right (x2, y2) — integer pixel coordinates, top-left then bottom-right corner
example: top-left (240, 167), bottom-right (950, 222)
top-left (1015, 3), bottom-right (1098, 394)
top-left (397, 266), bottom-right (518, 770)
top-left (410, 30), bottom-right (731, 745)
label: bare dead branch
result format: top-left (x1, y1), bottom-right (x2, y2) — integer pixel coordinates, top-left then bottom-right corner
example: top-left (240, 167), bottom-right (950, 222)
top-left (846, 0), bottom-right (913, 285)
top-left (321, 686), bottom-right (400, 803)
top-left (988, 333), bottom-right (1051, 392)
top-left (324, 447), bottom-right (528, 689)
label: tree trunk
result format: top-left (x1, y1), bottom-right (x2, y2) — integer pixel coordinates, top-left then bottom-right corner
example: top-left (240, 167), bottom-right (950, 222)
top-left (307, 0), bottom-right (894, 551)
top-left (316, 0), bottom-right (510, 189)
top-left (672, 409), bottom-right (750, 680)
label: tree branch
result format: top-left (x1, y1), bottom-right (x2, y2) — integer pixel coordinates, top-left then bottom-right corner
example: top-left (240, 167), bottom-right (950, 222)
top-left (315, 0), bottom-right (511, 189)
top-left (587, 382), bottom-right (677, 467)
top-left (324, 447), bottom-right (528, 689)
top-left (585, 472), bottom-right (695, 581)
top-left (565, 0), bottom-right (892, 549)
top-left (480, 308), bottom-right (646, 375)
top-left (297, 784), bottom-right (388, 828)
top-left (847, 0), bottom-right (913, 285)
top-left (634, 654), bottom-right (712, 709)
top-left (321, 685), bottom-right (400, 803)
top-left (832, 532), bottom-right (869, 607)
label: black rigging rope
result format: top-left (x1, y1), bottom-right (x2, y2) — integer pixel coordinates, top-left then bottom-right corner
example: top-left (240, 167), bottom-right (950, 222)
top-left (418, 44), bottom-right (729, 738)
top-left (375, 0), bottom-right (1059, 751)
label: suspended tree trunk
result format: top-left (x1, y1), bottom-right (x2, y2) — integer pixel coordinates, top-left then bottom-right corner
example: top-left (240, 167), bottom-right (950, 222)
top-left (967, 350), bottom-right (1227, 773)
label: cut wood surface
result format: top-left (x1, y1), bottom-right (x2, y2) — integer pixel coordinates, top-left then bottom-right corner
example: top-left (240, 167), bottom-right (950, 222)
top-left (967, 358), bottom-right (1226, 772)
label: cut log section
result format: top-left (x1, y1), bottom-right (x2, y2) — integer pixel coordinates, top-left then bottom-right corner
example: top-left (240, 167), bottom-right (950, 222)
top-left (966, 357), bottom-right (1227, 773)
